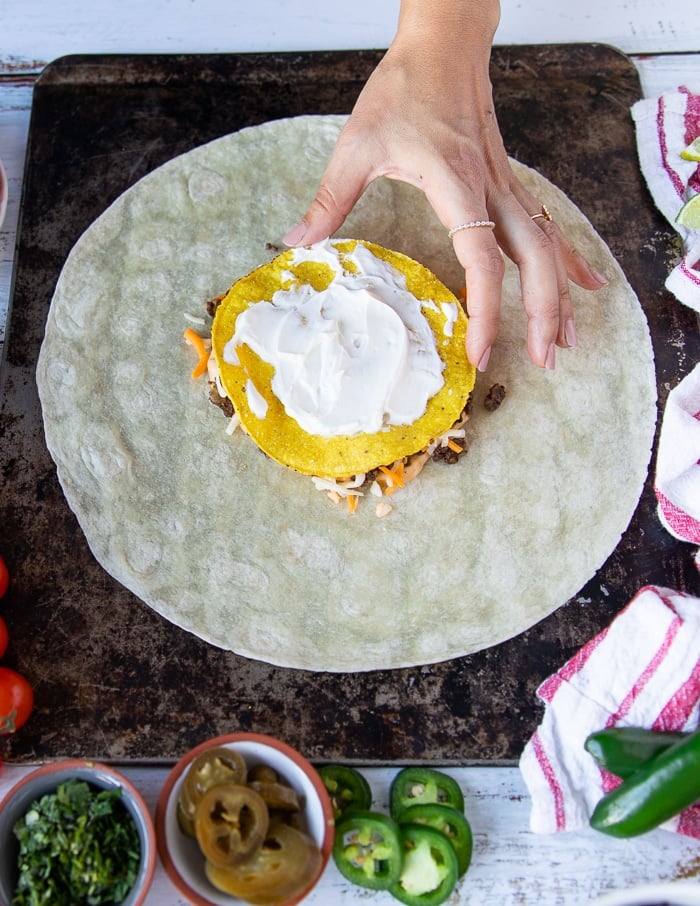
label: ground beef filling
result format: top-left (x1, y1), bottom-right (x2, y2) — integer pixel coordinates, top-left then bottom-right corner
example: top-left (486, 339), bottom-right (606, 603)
top-left (209, 383), bottom-right (234, 418)
top-left (484, 382), bottom-right (506, 411)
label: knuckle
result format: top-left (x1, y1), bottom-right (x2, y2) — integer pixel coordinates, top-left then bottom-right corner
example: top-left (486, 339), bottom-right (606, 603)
top-left (531, 225), bottom-right (556, 254)
top-left (460, 244), bottom-right (505, 280)
top-left (483, 245), bottom-right (506, 278)
top-left (558, 281), bottom-right (573, 308)
top-left (309, 183), bottom-right (346, 219)
top-left (529, 302), bottom-right (560, 328)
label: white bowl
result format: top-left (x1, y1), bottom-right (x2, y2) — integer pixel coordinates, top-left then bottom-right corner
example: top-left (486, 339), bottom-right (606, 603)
top-left (593, 882), bottom-right (700, 905)
top-left (0, 759), bottom-right (156, 906)
top-left (156, 732), bottom-right (334, 906)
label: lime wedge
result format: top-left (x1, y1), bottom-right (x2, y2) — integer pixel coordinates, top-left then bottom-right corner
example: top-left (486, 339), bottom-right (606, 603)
top-left (676, 193), bottom-right (700, 229)
top-left (680, 137), bottom-right (700, 162)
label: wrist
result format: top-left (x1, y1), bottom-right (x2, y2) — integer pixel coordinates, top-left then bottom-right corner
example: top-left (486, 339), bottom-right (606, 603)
top-left (396, 0), bottom-right (500, 51)
top-left (386, 0), bottom-right (499, 110)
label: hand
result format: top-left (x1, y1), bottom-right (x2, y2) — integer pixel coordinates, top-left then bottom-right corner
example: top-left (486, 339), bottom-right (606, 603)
top-left (283, 0), bottom-right (607, 371)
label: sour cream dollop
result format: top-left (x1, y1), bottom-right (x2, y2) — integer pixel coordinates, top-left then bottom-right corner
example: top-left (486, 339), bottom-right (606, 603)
top-left (223, 240), bottom-right (445, 437)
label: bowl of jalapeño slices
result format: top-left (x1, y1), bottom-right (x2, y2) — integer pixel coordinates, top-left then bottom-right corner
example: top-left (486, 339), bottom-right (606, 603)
top-left (156, 733), bottom-right (334, 906)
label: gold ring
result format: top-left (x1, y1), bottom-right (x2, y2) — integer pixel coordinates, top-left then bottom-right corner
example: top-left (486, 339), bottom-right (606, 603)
top-left (530, 204), bottom-right (552, 223)
top-left (447, 220), bottom-right (496, 239)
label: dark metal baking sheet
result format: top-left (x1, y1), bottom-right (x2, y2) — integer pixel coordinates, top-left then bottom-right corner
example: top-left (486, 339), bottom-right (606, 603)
top-left (1, 47), bottom-right (698, 765)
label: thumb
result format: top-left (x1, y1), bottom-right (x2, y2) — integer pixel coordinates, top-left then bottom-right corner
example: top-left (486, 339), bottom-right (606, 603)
top-left (283, 134), bottom-right (373, 246)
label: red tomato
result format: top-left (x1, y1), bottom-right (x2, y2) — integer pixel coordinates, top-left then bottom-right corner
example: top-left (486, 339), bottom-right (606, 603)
top-left (0, 616), bottom-right (7, 659)
top-left (0, 556), bottom-right (8, 598)
top-left (0, 667), bottom-right (33, 734)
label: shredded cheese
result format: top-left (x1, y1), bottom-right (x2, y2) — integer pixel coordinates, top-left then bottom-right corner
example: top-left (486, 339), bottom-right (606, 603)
top-left (379, 462), bottom-right (405, 488)
top-left (378, 461), bottom-right (406, 496)
top-left (311, 476), bottom-right (364, 498)
top-left (225, 412), bottom-right (241, 436)
top-left (183, 311), bottom-right (207, 326)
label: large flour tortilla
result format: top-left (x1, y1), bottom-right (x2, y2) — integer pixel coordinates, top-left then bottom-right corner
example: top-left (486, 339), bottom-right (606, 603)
top-left (36, 115), bottom-right (656, 672)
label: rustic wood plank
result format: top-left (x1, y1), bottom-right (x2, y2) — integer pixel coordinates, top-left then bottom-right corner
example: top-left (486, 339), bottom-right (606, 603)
top-left (0, 0), bottom-right (698, 63)
top-left (0, 80), bottom-right (33, 346)
top-left (2, 763), bottom-right (699, 905)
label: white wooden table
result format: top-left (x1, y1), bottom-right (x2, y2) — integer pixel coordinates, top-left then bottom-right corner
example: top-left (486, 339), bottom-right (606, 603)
top-left (1, 3), bottom-right (699, 903)
top-left (2, 762), bottom-right (700, 905)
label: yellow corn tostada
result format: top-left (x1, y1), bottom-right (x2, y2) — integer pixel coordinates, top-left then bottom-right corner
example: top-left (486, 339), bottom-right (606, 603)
top-left (208, 238), bottom-right (476, 481)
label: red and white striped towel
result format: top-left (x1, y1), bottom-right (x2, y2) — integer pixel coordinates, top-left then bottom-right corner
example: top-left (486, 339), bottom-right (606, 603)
top-left (655, 364), bottom-right (700, 556)
top-left (519, 585), bottom-right (700, 838)
top-left (631, 86), bottom-right (700, 312)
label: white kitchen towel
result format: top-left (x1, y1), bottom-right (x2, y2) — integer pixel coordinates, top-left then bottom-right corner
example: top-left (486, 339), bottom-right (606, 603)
top-left (631, 86), bottom-right (700, 312)
top-left (519, 585), bottom-right (700, 838)
top-left (655, 363), bottom-right (700, 553)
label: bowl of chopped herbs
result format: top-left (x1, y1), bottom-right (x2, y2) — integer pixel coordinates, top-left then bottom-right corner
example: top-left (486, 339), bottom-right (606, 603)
top-left (0, 759), bottom-right (156, 906)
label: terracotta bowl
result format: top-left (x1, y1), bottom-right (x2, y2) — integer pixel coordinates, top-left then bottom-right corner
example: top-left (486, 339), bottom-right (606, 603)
top-left (156, 732), bottom-right (334, 906)
top-left (0, 759), bottom-right (156, 906)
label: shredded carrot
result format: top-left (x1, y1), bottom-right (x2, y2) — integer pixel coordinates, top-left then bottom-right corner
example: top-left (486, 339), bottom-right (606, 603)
top-left (459, 286), bottom-right (467, 302)
top-left (446, 439), bottom-right (464, 454)
top-left (378, 465), bottom-right (396, 487)
top-left (346, 494), bottom-right (358, 514)
top-left (379, 461), bottom-right (406, 495)
top-left (183, 327), bottom-right (210, 378)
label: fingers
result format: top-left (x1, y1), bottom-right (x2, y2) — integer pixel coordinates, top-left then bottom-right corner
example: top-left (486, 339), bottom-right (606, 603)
top-left (443, 193), bottom-right (562, 371)
top-left (283, 123), bottom-right (608, 374)
top-left (536, 219), bottom-right (578, 352)
top-left (493, 202), bottom-right (563, 369)
top-left (548, 220), bottom-right (609, 291)
top-left (520, 214), bottom-right (607, 365)
top-left (283, 123), bottom-right (375, 247)
top-left (493, 177), bottom-right (609, 368)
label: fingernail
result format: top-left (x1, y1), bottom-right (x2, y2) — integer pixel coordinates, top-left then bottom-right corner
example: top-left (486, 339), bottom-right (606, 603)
top-left (592, 267), bottom-right (608, 285)
top-left (564, 318), bottom-right (578, 348)
top-left (477, 346), bottom-right (491, 372)
top-left (283, 220), bottom-right (308, 246)
top-left (545, 343), bottom-right (556, 370)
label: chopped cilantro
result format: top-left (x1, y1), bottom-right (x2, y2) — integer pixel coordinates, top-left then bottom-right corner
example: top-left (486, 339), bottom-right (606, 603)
top-left (12, 778), bottom-right (140, 905)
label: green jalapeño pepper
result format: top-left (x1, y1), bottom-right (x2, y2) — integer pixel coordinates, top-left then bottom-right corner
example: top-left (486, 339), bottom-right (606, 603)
top-left (390, 768), bottom-right (464, 821)
top-left (399, 803), bottom-right (472, 876)
top-left (333, 811), bottom-right (403, 890)
top-left (590, 728), bottom-right (700, 837)
top-left (390, 824), bottom-right (459, 906)
top-left (318, 765), bottom-right (372, 819)
top-left (584, 727), bottom-right (688, 779)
